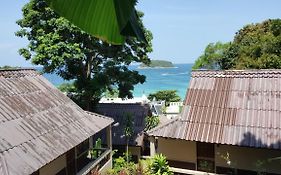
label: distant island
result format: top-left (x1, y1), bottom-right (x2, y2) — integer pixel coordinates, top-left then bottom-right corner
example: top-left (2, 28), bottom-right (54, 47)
top-left (139, 60), bottom-right (175, 68)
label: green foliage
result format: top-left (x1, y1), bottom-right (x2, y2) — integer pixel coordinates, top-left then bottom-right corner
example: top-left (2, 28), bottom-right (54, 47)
top-left (194, 19), bottom-right (281, 70)
top-left (148, 90), bottom-right (181, 106)
top-left (108, 154), bottom-right (172, 175)
top-left (123, 113), bottom-right (134, 163)
top-left (193, 42), bottom-right (231, 70)
top-left (222, 19), bottom-right (281, 69)
top-left (103, 88), bottom-right (119, 98)
top-left (107, 154), bottom-right (135, 175)
top-left (124, 113), bottom-right (134, 138)
top-left (140, 60), bottom-right (174, 68)
top-left (88, 138), bottom-right (102, 159)
top-left (16, 0), bottom-right (153, 110)
top-left (0, 66), bottom-right (20, 70)
top-left (58, 82), bottom-right (76, 93)
top-left (46, 0), bottom-right (146, 44)
top-left (150, 154), bottom-right (173, 175)
top-left (144, 115), bottom-right (160, 131)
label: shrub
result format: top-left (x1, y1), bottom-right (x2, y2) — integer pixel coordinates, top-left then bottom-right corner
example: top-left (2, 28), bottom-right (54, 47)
top-left (150, 154), bottom-right (173, 175)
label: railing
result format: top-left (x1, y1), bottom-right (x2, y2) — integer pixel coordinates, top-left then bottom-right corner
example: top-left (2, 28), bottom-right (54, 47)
top-left (77, 148), bottom-right (111, 175)
top-left (170, 167), bottom-right (218, 175)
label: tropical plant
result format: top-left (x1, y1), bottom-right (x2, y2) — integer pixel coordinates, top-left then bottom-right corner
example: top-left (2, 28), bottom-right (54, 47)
top-left (88, 138), bottom-right (103, 159)
top-left (45, 0), bottom-right (146, 44)
top-left (107, 155), bottom-right (135, 175)
top-left (150, 154), bottom-right (173, 175)
top-left (144, 115), bottom-right (160, 131)
top-left (16, 0), bottom-right (153, 110)
top-left (148, 90), bottom-right (181, 106)
top-left (123, 113), bottom-right (134, 163)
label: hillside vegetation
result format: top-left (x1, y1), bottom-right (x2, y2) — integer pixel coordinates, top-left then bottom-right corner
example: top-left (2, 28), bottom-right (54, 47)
top-left (140, 60), bottom-right (174, 68)
top-left (193, 19), bottom-right (281, 70)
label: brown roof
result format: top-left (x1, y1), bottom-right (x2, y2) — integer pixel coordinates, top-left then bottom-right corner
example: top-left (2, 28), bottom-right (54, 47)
top-left (95, 103), bottom-right (150, 146)
top-left (148, 70), bottom-right (281, 150)
top-left (0, 69), bottom-right (113, 175)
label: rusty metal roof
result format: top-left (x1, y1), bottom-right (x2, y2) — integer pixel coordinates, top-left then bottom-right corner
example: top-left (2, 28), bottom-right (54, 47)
top-left (95, 103), bottom-right (150, 146)
top-left (147, 70), bottom-right (281, 150)
top-left (0, 69), bottom-right (113, 175)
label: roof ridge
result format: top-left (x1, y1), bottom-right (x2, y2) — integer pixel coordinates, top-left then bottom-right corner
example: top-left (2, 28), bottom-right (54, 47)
top-left (191, 69), bottom-right (281, 78)
top-left (0, 69), bottom-right (39, 78)
top-left (177, 120), bottom-right (281, 130)
top-left (85, 111), bottom-right (114, 122)
top-left (146, 118), bottom-right (179, 135)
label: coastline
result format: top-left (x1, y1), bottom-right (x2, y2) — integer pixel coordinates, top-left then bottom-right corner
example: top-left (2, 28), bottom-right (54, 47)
top-left (137, 66), bottom-right (178, 69)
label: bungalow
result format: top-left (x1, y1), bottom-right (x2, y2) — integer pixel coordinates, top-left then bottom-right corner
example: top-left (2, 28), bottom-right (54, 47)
top-left (0, 69), bottom-right (113, 175)
top-left (94, 103), bottom-right (151, 161)
top-left (147, 70), bottom-right (281, 175)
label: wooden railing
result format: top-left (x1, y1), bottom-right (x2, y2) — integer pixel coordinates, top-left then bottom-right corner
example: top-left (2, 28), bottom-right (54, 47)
top-left (77, 148), bottom-right (111, 175)
top-left (170, 167), bottom-right (218, 175)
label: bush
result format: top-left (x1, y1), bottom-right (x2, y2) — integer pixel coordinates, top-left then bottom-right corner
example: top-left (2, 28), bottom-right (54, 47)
top-left (108, 154), bottom-right (173, 175)
top-left (107, 154), bottom-right (135, 175)
top-left (150, 154), bottom-right (173, 175)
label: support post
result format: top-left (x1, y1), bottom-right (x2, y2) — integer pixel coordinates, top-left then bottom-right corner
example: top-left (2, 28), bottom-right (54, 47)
top-left (149, 136), bottom-right (156, 157)
top-left (106, 125), bottom-right (113, 169)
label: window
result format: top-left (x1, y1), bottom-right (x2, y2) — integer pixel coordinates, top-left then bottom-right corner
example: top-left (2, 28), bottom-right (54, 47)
top-left (197, 142), bottom-right (215, 172)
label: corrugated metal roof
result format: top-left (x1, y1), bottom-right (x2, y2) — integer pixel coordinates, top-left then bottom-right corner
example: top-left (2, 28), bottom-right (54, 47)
top-left (148, 70), bottom-right (281, 150)
top-left (95, 103), bottom-right (150, 146)
top-left (0, 69), bottom-right (113, 175)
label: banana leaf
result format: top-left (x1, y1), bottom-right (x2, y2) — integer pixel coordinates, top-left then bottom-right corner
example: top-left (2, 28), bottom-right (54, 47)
top-left (46, 0), bottom-right (146, 45)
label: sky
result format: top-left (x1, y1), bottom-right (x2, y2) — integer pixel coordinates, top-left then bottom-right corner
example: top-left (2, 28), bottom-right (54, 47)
top-left (0, 0), bottom-right (280, 67)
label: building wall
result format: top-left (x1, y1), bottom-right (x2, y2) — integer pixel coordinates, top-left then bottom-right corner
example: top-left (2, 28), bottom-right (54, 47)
top-left (156, 138), bottom-right (281, 174)
top-left (215, 144), bottom-right (281, 174)
top-left (39, 154), bottom-right (66, 175)
top-left (157, 138), bottom-right (196, 163)
top-left (129, 146), bottom-right (142, 160)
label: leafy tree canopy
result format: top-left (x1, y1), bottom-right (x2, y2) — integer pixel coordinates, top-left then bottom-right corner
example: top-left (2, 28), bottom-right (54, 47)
top-left (148, 90), bottom-right (181, 105)
top-left (192, 42), bottom-right (231, 70)
top-left (16, 0), bottom-right (153, 110)
top-left (194, 19), bottom-right (281, 70)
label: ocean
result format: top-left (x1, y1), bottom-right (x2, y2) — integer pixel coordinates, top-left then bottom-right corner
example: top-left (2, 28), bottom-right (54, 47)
top-left (43, 63), bottom-right (193, 100)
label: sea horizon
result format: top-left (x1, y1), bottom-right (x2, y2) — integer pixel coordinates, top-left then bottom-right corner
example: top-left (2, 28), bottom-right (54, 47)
top-left (41, 63), bottom-right (193, 100)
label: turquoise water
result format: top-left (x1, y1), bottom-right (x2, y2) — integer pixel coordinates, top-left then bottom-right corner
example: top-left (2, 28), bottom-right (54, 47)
top-left (43, 63), bottom-right (193, 100)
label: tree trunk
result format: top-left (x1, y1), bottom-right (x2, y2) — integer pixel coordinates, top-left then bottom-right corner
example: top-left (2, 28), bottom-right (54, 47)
top-left (84, 56), bottom-right (94, 111)
top-left (126, 138), bottom-right (129, 163)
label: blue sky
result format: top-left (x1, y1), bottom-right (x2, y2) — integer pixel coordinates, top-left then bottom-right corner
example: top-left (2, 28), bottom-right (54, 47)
top-left (0, 0), bottom-right (280, 66)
